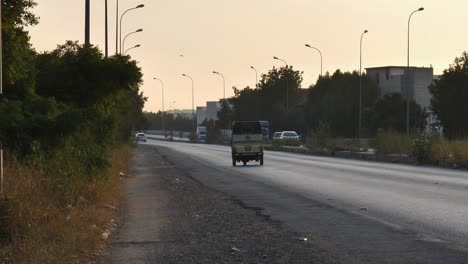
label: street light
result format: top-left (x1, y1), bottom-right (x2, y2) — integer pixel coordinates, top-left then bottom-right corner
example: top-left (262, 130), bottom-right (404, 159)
top-left (212, 71), bottom-right (226, 100)
top-left (122, 28), bottom-right (143, 54)
top-left (406, 7), bottom-right (424, 135)
top-left (105, 0), bottom-right (108, 57)
top-left (182, 74), bottom-right (196, 133)
top-left (250, 66), bottom-right (258, 88)
top-left (115, 0), bottom-right (119, 54)
top-left (124, 44), bottom-right (141, 55)
top-left (119, 4), bottom-right (144, 54)
top-left (305, 44), bottom-right (323, 77)
top-left (85, 0), bottom-right (90, 44)
top-left (359, 30), bottom-right (369, 137)
top-left (153, 77), bottom-right (165, 137)
top-left (273, 56), bottom-right (290, 111)
top-left (0, 2), bottom-right (3, 198)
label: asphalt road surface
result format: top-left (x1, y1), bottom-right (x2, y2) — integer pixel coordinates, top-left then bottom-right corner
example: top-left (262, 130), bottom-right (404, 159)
top-left (143, 139), bottom-right (468, 264)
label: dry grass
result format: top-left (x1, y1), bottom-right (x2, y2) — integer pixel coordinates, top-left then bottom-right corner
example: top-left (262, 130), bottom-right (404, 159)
top-left (0, 146), bottom-right (132, 263)
top-left (375, 131), bottom-right (413, 155)
top-left (432, 139), bottom-right (468, 166)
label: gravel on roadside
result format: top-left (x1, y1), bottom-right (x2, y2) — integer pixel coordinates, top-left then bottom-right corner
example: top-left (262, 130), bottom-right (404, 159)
top-left (151, 146), bottom-right (339, 264)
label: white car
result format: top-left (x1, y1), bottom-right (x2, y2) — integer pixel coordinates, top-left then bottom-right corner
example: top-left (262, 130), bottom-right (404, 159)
top-left (280, 131), bottom-right (300, 140)
top-left (136, 133), bottom-right (147, 142)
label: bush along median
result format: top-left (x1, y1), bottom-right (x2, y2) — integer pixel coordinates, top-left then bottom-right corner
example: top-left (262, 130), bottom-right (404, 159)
top-left (268, 130), bottom-right (468, 169)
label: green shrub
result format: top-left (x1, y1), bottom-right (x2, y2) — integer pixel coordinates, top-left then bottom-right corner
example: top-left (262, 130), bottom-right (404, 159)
top-left (306, 122), bottom-right (331, 150)
top-left (411, 134), bottom-right (433, 164)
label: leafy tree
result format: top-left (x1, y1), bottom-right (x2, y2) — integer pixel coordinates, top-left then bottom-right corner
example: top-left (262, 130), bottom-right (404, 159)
top-left (217, 99), bottom-right (234, 129)
top-left (429, 52), bottom-right (468, 139)
top-left (2, 0), bottom-right (38, 97)
top-left (304, 70), bottom-right (379, 137)
top-left (364, 93), bottom-right (428, 133)
top-left (228, 66), bottom-right (305, 134)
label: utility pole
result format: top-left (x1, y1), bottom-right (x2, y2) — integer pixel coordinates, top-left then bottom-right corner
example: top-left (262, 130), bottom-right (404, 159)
top-left (85, 0), bottom-right (90, 44)
top-left (1, 1), bottom-right (4, 198)
top-left (116, 0), bottom-right (119, 54)
top-left (105, 0), bottom-right (108, 57)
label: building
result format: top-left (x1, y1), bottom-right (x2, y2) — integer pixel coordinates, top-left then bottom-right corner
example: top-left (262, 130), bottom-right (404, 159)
top-left (206, 101), bottom-right (221, 120)
top-left (167, 109), bottom-right (193, 119)
top-left (196, 101), bottom-right (221, 125)
top-left (366, 66), bottom-right (433, 108)
top-left (196, 106), bottom-right (207, 125)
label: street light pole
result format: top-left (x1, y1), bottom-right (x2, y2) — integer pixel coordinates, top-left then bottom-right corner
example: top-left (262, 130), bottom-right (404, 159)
top-left (305, 44), bottom-right (323, 77)
top-left (124, 44), bottom-right (141, 55)
top-left (119, 4), bottom-right (144, 54)
top-left (212, 71), bottom-right (225, 100)
top-left (250, 66), bottom-right (258, 88)
top-left (105, 0), bottom-right (108, 57)
top-left (0, 1), bottom-right (3, 198)
top-left (182, 74), bottom-right (195, 134)
top-left (273, 56), bottom-right (289, 111)
top-left (85, 0), bottom-right (90, 44)
top-left (153, 78), bottom-right (165, 137)
top-left (407, 7), bottom-right (424, 136)
top-left (359, 30), bottom-right (369, 137)
top-left (122, 29), bottom-right (143, 55)
top-left (115, 0), bottom-right (119, 54)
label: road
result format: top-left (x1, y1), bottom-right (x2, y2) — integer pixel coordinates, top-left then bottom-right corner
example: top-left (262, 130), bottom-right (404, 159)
top-left (143, 139), bottom-right (468, 263)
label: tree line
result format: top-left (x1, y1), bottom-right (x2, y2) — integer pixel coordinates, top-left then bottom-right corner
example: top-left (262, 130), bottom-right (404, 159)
top-left (1, 0), bottom-right (146, 180)
top-left (213, 53), bottom-right (467, 140)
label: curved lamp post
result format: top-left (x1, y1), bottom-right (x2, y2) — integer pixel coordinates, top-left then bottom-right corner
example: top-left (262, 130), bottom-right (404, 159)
top-left (273, 56), bottom-right (289, 111)
top-left (153, 77), bottom-right (165, 137)
top-left (305, 44), bottom-right (323, 77)
top-left (124, 44), bottom-right (140, 55)
top-left (119, 4), bottom-right (144, 54)
top-left (250, 66), bottom-right (258, 88)
top-left (212, 71), bottom-right (226, 100)
top-left (182, 74), bottom-right (195, 133)
top-left (359, 30), bottom-right (369, 137)
top-left (406, 7), bottom-right (424, 135)
top-left (122, 28), bottom-right (143, 54)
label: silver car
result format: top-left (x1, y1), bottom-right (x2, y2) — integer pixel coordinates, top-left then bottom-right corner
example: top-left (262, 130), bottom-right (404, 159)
top-left (136, 133), bottom-right (147, 142)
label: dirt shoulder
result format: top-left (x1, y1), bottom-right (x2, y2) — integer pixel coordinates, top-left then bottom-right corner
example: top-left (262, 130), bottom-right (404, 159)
top-left (105, 144), bottom-right (338, 263)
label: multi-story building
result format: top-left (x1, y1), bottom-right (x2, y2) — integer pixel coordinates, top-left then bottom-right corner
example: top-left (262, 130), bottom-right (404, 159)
top-left (196, 106), bottom-right (207, 125)
top-left (196, 101), bottom-right (221, 125)
top-left (366, 66), bottom-right (434, 108)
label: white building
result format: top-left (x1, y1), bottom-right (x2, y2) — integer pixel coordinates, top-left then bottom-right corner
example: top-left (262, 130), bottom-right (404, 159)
top-left (196, 101), bottom-right (221, 125)
top-left (196, 106), bottom-right (207, 125)
top-left (366, 66), bottom-right (434, 108)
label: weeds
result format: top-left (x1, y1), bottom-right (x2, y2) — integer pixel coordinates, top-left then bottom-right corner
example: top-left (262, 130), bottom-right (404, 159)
top-left (0, 146), bottom-right (131, 263)
top-left (375, 130), bottom-right (413, 155)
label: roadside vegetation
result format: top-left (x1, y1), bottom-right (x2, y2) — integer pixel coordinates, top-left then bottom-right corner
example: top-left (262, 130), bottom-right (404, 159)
top-left (0, 1), bottom-right (146, 262)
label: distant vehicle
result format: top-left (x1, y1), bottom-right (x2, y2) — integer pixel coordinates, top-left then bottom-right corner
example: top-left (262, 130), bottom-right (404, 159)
top-left (273, 132), bottom-right (282, 140)
top-left (135, 132), bottom-right (147, 142)
top-left (259, 121), bottom-right (270, 141)
top-left (197, 126), bottom-right (207, 143)
top-left (231, 121), bottom-right (264, 166)
top-left (280, 131), bottom-right (301, 146)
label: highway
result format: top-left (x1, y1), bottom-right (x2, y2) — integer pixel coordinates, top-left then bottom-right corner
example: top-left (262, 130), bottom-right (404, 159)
top-left (143, 139), bottom-right (468, 263)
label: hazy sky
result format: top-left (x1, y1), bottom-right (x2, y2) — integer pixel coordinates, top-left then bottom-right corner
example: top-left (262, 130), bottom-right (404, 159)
top-left (28, 0), bottom-right (468, 112)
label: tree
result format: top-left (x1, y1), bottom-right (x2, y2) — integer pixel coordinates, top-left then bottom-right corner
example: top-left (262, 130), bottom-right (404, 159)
top-left (429, 52), bottom-right (468, 139)
top-left (304, 70), bottom-right (379, 137)
top-left (2, 0), bottom-right (38, 97)
top-left (364, 93), bottom-right (428, 133)
top-left (228, 66), bottom-right (305, 134)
